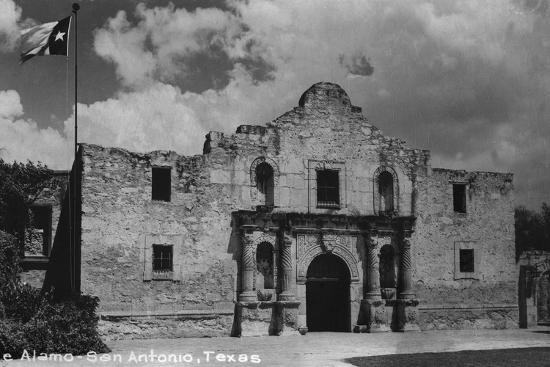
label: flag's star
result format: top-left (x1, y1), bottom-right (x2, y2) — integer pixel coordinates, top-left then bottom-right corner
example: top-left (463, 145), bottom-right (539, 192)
top-left (54, 31), bottom-right (65, 41)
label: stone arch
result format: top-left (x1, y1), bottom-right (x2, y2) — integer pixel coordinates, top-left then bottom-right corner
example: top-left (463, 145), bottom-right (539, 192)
top-left (373, 166), bottom-right (399, 215)
top-left (296, 234), bottom-right (359, 283)
top-left (250, 157), bottom-right (280, 207)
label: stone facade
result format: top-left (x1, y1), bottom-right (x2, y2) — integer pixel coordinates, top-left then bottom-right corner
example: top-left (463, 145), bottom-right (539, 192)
top-left (43, 82), bottom-right (517, 338)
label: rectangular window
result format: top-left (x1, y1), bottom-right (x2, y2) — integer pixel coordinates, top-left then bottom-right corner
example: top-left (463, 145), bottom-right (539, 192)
top-left (317, 170), bottom-right (340, 208)
top-left (453, 184), bottom-right (466, 213)
top-left (152, 167), bottom-right (171, 202)
top-left (152, 244), bottom-right (173, 273)
top-left (459, 249), bottom-right (474, 273)
top-left (25, 205), bottom-right (52, 257)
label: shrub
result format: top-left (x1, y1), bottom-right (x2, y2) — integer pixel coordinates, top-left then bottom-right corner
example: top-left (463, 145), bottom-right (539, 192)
top-left (0, 320), bottom-right (26, 357)
top-left (0, 295), bottom-right (109, 356)
top-left (2, 284), bottom-right (45, 323)
top-left (0, 231), bottom-right (20, 294)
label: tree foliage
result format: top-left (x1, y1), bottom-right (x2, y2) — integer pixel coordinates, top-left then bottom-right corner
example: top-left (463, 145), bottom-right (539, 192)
top-left (0, 160), bottom-right (54, 245)
top-left (515, 203), bottom-right (550, 259)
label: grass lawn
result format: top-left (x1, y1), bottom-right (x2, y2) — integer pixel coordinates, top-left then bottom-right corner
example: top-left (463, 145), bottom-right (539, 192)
top-left (345, 348), bottom-right (550, 367)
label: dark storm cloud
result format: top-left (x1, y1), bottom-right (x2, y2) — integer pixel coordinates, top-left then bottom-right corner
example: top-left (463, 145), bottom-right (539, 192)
top-left (339, 53), bottom-right (374, 76)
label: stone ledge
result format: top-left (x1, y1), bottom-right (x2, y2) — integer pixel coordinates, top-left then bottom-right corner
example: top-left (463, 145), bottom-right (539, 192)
top-left (419, 304), bottom-right (518, 311)
top-left (235, 301), bottom-right (301, 308)
top-left (100, 309), bottom-right (234, 321)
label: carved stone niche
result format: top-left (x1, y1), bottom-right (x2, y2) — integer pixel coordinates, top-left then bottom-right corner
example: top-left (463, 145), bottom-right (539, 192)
top-left (296, 233), bottom-right (360, 283)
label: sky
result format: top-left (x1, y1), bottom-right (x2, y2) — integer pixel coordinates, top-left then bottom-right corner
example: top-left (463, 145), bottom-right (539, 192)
top-left (0, 0), bottom-right (549, 209)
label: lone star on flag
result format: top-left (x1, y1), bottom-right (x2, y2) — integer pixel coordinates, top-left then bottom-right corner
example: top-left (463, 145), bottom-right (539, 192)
top-left (54, 31), bottom-right (65, 41)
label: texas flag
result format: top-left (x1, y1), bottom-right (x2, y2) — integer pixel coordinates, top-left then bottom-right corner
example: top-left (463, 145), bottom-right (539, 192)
top-left (20, 16), bottom-right (71, 64)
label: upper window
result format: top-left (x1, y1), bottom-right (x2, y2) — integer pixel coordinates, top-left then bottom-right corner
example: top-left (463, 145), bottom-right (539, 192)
top-left (152, 167), bottom-right (171, 202)
top-left (25, 204), bottom-right (52, 257)
top-left (378, 171), bottom-right (394, 214)
top-left (255, 162), bottom-right (274, 206)
top-left (317, 170), bottom-right (340, 208)
top-left (453, 184), bottom-right (466, 213)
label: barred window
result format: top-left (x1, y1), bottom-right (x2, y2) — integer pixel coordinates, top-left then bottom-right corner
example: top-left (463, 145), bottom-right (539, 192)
top-left (317, 170), bottom-right (340, 208)
top-left (153, 244), bottom-right (173, 272)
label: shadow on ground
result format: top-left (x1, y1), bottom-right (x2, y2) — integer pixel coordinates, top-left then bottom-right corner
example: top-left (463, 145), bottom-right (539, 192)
top-left (345, 348), bottom-right (550, 367)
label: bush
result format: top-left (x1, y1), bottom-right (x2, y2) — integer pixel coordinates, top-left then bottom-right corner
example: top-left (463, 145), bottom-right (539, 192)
top-left (2, 284), bottom-right (45, 323)
top-left (0, 294), bottom-right (109, 356)
top-left (0, 231), bottom-right (20, 294)
top-left (0, 226), bottom-right (108, 357)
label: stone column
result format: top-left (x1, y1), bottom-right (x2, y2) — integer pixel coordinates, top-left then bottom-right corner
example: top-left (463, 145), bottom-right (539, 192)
top-left (395, 235), bottom-right (420, 331)
top-left (398, 237), bottom-right (414, 299)
top-left (279, 234), bottom-right (295, 301)
top-left (239, 232), bottom-right (257, 302)
top-left (357, 232), bottom-right (389, 333)
top-left (365, 235), bottom-right (381, 300)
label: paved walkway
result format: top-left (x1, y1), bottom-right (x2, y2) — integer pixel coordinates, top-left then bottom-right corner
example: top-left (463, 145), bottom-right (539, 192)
top-left (4, 327), bottom-right (550, 366)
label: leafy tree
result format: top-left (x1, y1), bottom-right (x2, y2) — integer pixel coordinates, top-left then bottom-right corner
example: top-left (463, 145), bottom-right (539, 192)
top-left (0, 160), bottom-right (54, 247)
top-left (515, 203), bottom-right (550, 260)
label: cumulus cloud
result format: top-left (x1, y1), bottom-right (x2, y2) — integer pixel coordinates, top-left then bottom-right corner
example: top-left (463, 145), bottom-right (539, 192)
top-left (0, 90), bottom-right (71, 167)
top-left (0, 0), bottom-right (22, 51)
top-left (93, 3), bottom-right (246, 87)
top-left (3, 0), bottom-right (550, 206)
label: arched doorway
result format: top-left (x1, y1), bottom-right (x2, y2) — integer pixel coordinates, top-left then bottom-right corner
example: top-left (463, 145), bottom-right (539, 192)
top-left (306, 253), bottom-right (351, 331)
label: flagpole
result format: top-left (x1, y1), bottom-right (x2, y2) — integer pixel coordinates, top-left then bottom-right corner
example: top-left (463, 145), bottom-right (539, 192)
top-left (72, 2), bottom-right (79, 294)
top-left (73, 3), bottom-right (79, 165)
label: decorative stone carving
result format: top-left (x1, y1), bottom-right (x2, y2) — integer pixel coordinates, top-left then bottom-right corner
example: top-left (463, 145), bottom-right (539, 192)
top-left (398, 237), bottom-right (414, 299)
top-left (394, 298), bottom-right (420, 332)
top-left (239, 233), bottom-right (257, 302)
top-left (279, 234), bottom-right (295, 301)
top-left (394, 235), bottom-right (419, 332)
top-left (365, 236), bottom-right (381, 300)
top-left (357, 299), bottom-right (390, 333)
top-left (243, 239), bottom-right (255, 270)
top-left (296, 234), bottom-right (359, 283)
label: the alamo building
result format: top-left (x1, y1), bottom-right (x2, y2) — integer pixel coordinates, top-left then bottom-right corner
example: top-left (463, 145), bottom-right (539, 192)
top-left (26, 82), bottom-right (518, 338)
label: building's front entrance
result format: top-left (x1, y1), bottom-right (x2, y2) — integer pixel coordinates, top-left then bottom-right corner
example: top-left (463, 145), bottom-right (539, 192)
top-left (306, 253), bottom-right (350, 331)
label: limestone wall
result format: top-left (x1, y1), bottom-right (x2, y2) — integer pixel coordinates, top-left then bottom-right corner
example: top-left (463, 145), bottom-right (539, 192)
top-left (413, 168), bottom-right (517, 329)
top-left (80, 145), bottom-right (238, 317)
